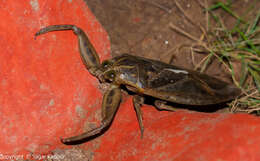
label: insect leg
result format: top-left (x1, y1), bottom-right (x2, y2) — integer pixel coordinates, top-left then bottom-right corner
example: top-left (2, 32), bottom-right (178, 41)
top-left (61, 85), bottom-right (121, 144)
top-left (133, 95), bottom-right (145, 138)
top-left (154, 100), bottom-right (179, 111)
top-left (35, 25), bottom-right (101, 77)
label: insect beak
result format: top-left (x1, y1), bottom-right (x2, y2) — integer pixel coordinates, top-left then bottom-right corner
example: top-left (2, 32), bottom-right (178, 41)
top-left (97, 73), bottom-right (106, 83)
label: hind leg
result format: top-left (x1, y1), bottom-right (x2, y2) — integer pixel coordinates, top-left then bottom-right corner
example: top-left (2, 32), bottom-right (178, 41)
top-left (154, 100), bottom-right (179, 111)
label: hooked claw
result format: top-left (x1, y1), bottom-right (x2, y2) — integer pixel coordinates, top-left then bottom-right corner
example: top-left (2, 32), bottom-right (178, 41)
top-left (61, 86), bottom-right (121, 144)
top-left (35, 25), bottom-right (101, 77)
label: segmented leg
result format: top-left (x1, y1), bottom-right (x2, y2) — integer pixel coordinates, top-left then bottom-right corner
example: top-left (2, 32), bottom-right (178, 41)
top-left (133, 95), bottom-right (145, 138)
top-left (61, 85), bottom-right (121, 144)
top-left (154, 100), bottom-right (178, 111)
top-left (35, 25), bottom-right (101, 77)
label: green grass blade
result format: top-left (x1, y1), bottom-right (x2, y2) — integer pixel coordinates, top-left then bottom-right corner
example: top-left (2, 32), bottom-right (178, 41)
top-left (248, 67), bottom-right (260, 92)
top-left (207, 2), bottom-right (244, 22)
top-left (236, 28), bottom-right (260, 55)
top-left (247, 11), bottom-right (260, 36)
top-left (239, 57), bottom-right (248, 86)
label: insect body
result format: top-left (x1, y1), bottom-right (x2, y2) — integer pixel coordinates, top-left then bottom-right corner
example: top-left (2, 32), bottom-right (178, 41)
top-left (35, 25), bottom-right (241, 144)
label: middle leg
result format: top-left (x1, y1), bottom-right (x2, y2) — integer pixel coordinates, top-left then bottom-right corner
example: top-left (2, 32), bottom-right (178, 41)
top-left (133, 95), bottom-right (145, 138)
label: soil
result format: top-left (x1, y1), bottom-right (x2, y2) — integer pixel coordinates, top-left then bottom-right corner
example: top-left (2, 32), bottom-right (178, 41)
top-left (85, 0), bottom-right (259, 83)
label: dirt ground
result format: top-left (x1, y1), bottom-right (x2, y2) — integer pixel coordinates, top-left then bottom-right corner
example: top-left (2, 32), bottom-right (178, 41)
top-left (85, 0), bottom-right (259, 83)
top-left (46, 0), bottom-right (259, 160)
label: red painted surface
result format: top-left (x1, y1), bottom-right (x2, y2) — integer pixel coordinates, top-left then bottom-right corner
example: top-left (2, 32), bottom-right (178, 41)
top-left (1, 1), bottom-right (260, 161)
top-left (0, 0), bottom-right (110, 155)
top-left (95, 99), bottom-right (260, 161)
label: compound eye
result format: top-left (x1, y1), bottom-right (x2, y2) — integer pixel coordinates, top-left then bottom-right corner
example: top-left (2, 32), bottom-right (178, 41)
top-left (104, 70), bottom-right (116, 82)
top-left (101, 60), bottom-right (112, 69)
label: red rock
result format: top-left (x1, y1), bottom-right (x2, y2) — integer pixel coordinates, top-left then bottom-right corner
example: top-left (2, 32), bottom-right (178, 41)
top-left (0, 0), bottom-right (110, 155)
top-left (94, 99), bottom-right (260, 161)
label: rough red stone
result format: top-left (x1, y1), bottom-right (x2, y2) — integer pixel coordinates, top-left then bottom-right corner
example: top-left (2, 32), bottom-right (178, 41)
top-left (0, 0), bottom-right (110, 155)
top-left (95, 99), bottom-right (260, 161)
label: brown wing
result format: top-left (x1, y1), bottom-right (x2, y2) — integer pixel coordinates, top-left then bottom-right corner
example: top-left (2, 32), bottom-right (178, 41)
top-left (112, 54), bottom-right (241, 105)
top-left (143, 70), bottom-right (241, 105)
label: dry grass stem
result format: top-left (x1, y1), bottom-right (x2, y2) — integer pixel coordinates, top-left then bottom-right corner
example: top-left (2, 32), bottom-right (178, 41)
top-left (144, 1), bottom-right (172, 13)
top-left (169, 0), bottom-right (259, 113)
top-left (174, 0), bottom-right (206, 35)
top-left (169, 23), bottom-right (202, 43)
